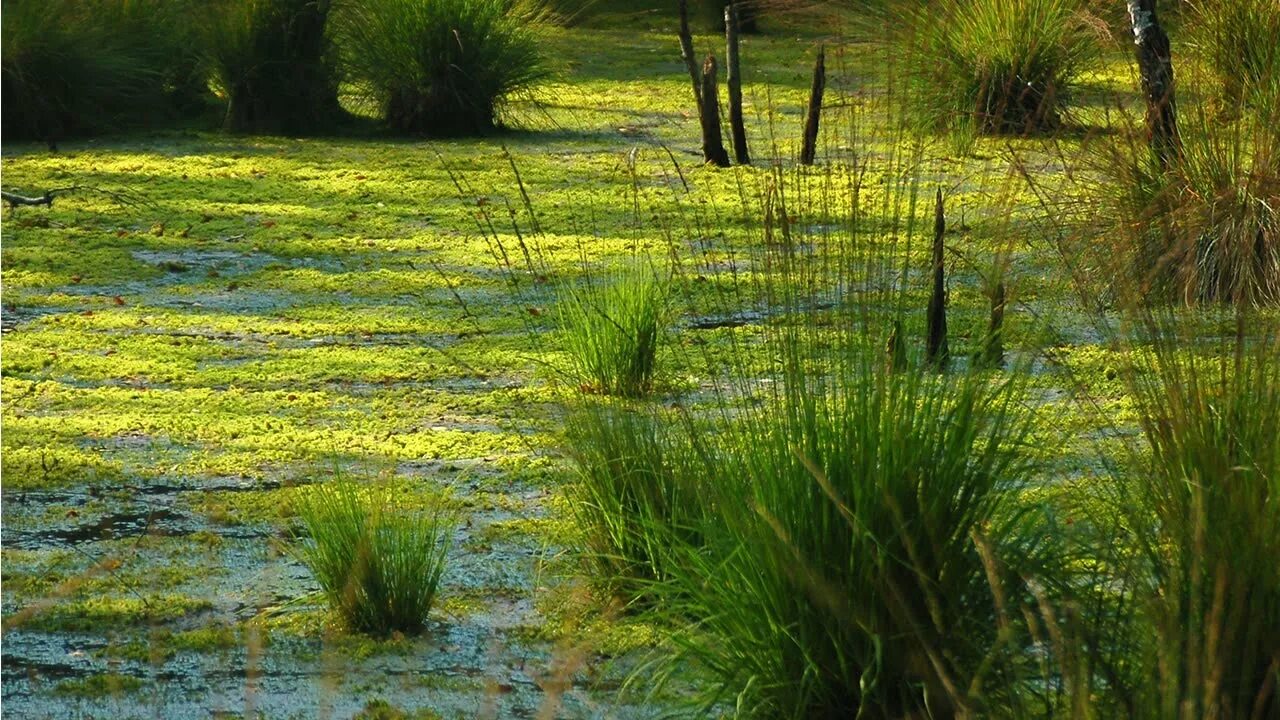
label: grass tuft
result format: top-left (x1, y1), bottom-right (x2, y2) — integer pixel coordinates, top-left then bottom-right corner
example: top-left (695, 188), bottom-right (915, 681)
top-left (207, 0), bottom-right (343, 134)
top-left (1093, 100), bottom-right (1280, 306)
top-left (1116, 319), bottom-right (1280, 717)
top-left (557, 263), bottom-right (670, 398)
top-left (904, 0), bottom-right (1098, 139)
top-left (0, 0), bottom-right (202, 141)
top-left (335, 0), bottom-right (551, 135)
top-left (293, 478), bottom-right (453, 636)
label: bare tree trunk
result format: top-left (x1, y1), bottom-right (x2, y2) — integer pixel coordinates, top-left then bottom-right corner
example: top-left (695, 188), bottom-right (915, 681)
top-left (679, 0), bottom-right (702, 108)
top-left (926, 188), bottom-right (949, 369)
top-left (800, 48), bottom-right (825, 166)
top-left (977, 281), bottom-right (1006, 369)
top-left (725, 3), bottom-right (750, 165)
top-left (700, 55), bottom-right (732, 167)
top-left (1127, 0), bottom-right (1180, 168)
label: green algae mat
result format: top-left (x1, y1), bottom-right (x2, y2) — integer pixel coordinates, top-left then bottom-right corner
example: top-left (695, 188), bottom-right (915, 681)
top-left (1, 22), bottom-right (1135, 720)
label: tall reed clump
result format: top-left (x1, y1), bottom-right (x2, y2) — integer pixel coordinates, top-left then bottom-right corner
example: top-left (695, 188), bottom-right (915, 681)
top-left (646, 346), bottom-right (1049, 718)
top-left (1092, 98), bottom-right (1279, 307)
top-left (1103, 318), bottom-right (1280, 718)
top-left (293, 478), bottom-right (453, 636)
top-left (335, 0), bottom-right (550, 135)
top-left (557, 264), bottom-right (670, 398)
top-left (1, 0), bottom-right (202, 141)
top-left (562, 402), bottom-right (707, 599)
top-left (904, 0), bottom-right (1097, 138)
top-left (208, 0), bottom-right (343, 134)
top-left (1184, 0), bottom-right (1280, 114)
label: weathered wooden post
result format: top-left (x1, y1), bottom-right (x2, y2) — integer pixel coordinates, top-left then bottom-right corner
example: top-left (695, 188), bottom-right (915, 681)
top-left (725, 3), bottom-right (750, 165)
top-left (1127, 0), bottom-right (1180, 168)
top-left (886, 319), bottom-right (907, 372)
top-left (678, 0), bottom-right (702, 107)
top-left (800, 47), bottom-right (825, 166)
top-left (926, 188), bottom-right (949, 369)
top-left (700, 55), bottom-right (732, 167)
top-left (977, 281), bottom-right (1006, 369)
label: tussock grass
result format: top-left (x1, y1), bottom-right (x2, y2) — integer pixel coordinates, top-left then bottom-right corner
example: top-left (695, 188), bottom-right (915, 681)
top-left (207, 0), bottom-right (343, 134)
top-left (562, 402), bottom-right (707, 599)
top-left (293, 478), bottom-right (453, 636)
top-left (1184, 0), bottom-right (1280, 114)
top-left (640, 352), bottom-right (1051, 718)
top-left (903, 0), bottom-right (1099, 139)
top-left (1087, 93), bottom-right (1280, 307)
top-left (1, 0), bottom-right (201, 140)
top-left (557, 263), bottom-right (670, 398)
top-left (335, 0), bottom-right (550, 135)
top-left (1124, 322), bottom-right (1280, 718)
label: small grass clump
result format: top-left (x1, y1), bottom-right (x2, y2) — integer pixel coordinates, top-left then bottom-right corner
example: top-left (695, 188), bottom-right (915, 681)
top-left (1105, 320), bottom-right (1280, 717)
top-left (1184, 0), bottom-right (1280, 114)
top-left (1094, 105), bottom-right (1280, 306)
top-left (293, 478), bottom-right (453, 636)
top-left (563, 402), bottom-right (706, 598)
top-left (0, 0), bottom-right (200, 141)
top-left (335, 0), bottom-right (550, 135)
top-left (208, 0), bottom-right (343, 134)
top-left (905, 0), bottom-right (1097, 138)
top-left (557, 264), bottom-right (670, 398)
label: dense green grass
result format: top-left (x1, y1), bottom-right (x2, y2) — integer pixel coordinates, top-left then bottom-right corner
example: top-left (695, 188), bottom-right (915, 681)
top-left (293, 477), bottom-right (453, 635)
top-left (336, 0), bottom-right (552, 135)
top-left (903, 0), bottom-right (1099, 139)
top-left (0, 0), bottom-right (203, 140)
top-left (557, 262), bottom-right (670, 397)
top-left (207, 0), bottom-right (343, 133)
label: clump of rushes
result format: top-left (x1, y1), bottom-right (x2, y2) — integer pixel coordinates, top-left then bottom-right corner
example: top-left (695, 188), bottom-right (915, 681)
top-left (563, 402), bottom-right (706, 599)
top-left (649, 348), bottom-right (1048, 718)
top-left (293, 478), bottom-right (453, 636)
top-left (1097, 103), bottom-right (1279, 306)
top-left (1184, 0), bottom-right (1280, 114)
top-left (558, 264), bottom-right (670, 398)
top-left (1112, 318), bottom-right (1280, 717)
top-left (334, 0), bottom-right (550, 136)
top-left (907, 0), bottom-right (1097, 138)
top-left (207, 0), bottom-right (343, 134)
top-left (0, 0), bottom-right (201, 141)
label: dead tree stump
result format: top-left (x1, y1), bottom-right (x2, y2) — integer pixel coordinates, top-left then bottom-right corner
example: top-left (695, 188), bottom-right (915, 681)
top-left (1127, 0), bottom-right (1180, 168)
top-left (886, 319), bottom-right (907, 372)
top-left (725, 4), bottom-right (750, 165)
top-left (926, 188), bottom-right (949, 370)
top-left (679, 0), bottom-right (702, 107)
top-left (700, 55), bottom-right (732, 167)
top-left (800, 48), bottom-right (825, 166)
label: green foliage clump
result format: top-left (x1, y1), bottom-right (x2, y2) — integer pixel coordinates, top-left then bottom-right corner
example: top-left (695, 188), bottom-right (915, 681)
top-left (1111, 326), bottom-right (1280, 717)
top-left (653, 362), bottom-right (1046, 718)
top-left (0, 0), bottom-right (203, 141)
top-left (558, 264), bottom-right (670, 398)
top-left (907, 0), bottom-right (1097, 138)
top-left (1185, 0), bottom-right (1280, 113)
top-left (207, 0), bottom-right (343, 134)
top-left (335, 0), bottom-right (551, 135)
top-left (563, 403), bottom-right (706, 598)
top-left (1097, 105), bottom-right (1279, 306)
top-left (293, 478), bottom-right (453, 636)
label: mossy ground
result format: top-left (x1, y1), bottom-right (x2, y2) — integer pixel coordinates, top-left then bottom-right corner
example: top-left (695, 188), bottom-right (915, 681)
top-left (1, 13), bottom-right (1161, 719)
